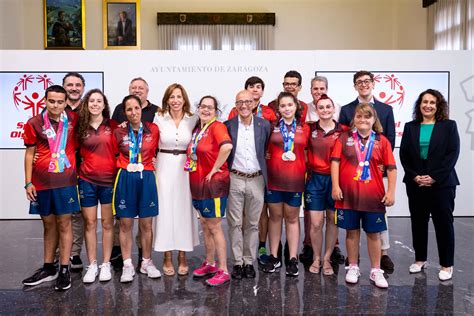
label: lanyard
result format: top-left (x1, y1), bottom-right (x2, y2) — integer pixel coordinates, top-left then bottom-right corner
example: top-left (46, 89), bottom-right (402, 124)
top-left (255, 103), bottom-right (262, 118)
top-left (352, 130), bottom-right (376, 183)
top-left (279, 118), bottom-right (296, 152)
top-left (190, 117), bottom-right (216, 156)
top-left (43, 111), bottom-right (70, 173)
top-left (128, 122), bottom-right (143, 164)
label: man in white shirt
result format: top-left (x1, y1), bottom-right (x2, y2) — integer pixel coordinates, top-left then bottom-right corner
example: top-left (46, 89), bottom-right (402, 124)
top-left (224, 90), bottom-right (271, 279)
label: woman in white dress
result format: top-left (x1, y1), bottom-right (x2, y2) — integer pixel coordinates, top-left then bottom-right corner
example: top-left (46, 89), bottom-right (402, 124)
top-left (153, 83), bottom-right (200, 276)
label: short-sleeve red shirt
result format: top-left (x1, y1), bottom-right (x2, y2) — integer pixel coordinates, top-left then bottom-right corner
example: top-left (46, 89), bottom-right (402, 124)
top-left (114, 122), bottom-right (159, 171)
top-left (330, 131), bottom-right (396, 213)
top-left (307, 121), bottom-right (347, 175)
top-left (23, 110), bottom-right (78, 191)
top-left (267, 123), bottom-right (310, 192)
top-left (227, 104), bottom-right (277, 125)
top-left (78, 118), bottom-right (118, 187)
top-left (189, 121), bottom-right (232, 200)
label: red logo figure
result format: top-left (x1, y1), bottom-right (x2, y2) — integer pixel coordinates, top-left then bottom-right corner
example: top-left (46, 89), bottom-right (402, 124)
top-left (373, 74), bottom-right (406, 110)
top-left (13, 74), bottom-right (54, 117)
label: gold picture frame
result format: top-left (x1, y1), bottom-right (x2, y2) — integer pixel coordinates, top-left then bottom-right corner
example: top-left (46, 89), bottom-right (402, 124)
top-left (103, 0), bottom-right (141, 49)
top-left (43, 0), bottom-right (86, 49)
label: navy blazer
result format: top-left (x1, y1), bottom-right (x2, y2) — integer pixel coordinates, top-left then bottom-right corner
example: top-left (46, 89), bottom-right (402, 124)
top-left (224, 116), bottom-right (271, 185)
top-left (339, 98), bottom-right (396, 150)
top-left (399, 119), bottom-right (460, 188)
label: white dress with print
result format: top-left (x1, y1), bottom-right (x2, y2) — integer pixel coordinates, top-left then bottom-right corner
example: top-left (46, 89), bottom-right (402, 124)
top-left (153, 112), bottom-right (200, 251)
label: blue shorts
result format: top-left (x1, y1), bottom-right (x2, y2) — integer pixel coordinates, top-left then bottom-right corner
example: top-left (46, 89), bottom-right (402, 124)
top-left (78, 178), bottom-right (113, 207)
top-left (113, 169), bottom-right (158, 218)
top-left (335, 209), bottom-right (387, 233)
top-left (193, 197), bottom-right (227, 218)
top-left (265, 189), bottom-right (303, 207)
top-left (304, 173), bottom-right (334, 211)
top-left (29, 185), bottom-right (80, 216)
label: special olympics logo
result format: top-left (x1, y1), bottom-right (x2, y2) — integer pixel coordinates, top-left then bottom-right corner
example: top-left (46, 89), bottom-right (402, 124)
top-left (373, 74), bottom-right (406, 110)
top-left (13, 74), bottom-right (54, 117)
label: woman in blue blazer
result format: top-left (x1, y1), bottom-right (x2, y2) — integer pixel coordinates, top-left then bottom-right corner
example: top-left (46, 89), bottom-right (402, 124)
top-left (400, 89), bottom-right (460, 281)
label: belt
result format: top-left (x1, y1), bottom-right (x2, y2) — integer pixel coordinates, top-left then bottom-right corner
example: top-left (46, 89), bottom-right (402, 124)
top-left (230, 169), bottom-right (262, 178)
top-left (159, 149), bottom-right (187, 155)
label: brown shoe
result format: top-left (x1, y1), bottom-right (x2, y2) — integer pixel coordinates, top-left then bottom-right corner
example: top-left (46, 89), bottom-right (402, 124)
top-left (177, 251), bottom-right (189, 276)
top-left (163, 251), bottom-right (175, 276)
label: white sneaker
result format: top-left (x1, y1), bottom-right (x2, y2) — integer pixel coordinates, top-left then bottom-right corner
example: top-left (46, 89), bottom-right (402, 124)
top-left (345, 265), bottom-right (360, 284)
top-left (409, 262), bottom-right (427, 273)
top-left (370, 268), bottom-right (388, 288)
top-left (438, 267), bottom-right (453, 281)
top-left (83, 263), bottom-right (98, 284)
top-left (120, 264), bottom-right (135, 283)
top-left (140, 259), bottom-right (162, 279)
top-left (99, 262), bottom-right (112, 282)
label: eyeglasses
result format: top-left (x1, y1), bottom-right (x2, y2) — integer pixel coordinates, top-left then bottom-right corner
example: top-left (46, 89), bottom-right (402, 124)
top-left (235, 100), bottom-right (253, 106)
top-left (355, 79), bottom-right (373, 87)
top-left (283, 82), bottom-right (299, 88)
top-left (198, 104), bottom-right (215, 110)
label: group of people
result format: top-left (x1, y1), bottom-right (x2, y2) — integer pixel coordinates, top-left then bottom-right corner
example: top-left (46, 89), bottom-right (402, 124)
top-left (22, 70), bottom-right (460, 291)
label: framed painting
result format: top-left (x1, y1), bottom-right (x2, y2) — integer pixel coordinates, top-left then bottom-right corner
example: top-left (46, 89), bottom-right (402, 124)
top-left (43, 0), bottom-right (85, 49)
top-left (103, 0), bottom-right (141, 49)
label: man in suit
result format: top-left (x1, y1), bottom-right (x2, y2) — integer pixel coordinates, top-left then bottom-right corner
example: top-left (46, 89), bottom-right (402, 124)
top-left (224, 90), bottom-right (271, 279)
top-left (339, 70), bottom-right (396, 272)
top-left (116, 11), bottom-right (134, 46)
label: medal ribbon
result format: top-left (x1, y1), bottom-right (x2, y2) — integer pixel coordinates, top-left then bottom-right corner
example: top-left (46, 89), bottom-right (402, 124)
top-left (128, 122), bottom-right (143, 165)
top-left (43, 111), bottom-right (70, 173)
top-left (184, 117), bottom-right (216, 172)
top-left (255, 103), bottom-right (262, 118)
top-left (352, 130), bottom-right (376, 183)
top-left (279, 118), bottom-right (296, 153)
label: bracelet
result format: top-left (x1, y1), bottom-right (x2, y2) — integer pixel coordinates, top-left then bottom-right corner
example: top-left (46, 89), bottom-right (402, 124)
top-left (24, 182), bottom-right (33, 189)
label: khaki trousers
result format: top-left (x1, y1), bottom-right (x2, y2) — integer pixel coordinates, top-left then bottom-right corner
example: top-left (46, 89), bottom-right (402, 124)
top-left (227, 173), bottom-right (265, 266)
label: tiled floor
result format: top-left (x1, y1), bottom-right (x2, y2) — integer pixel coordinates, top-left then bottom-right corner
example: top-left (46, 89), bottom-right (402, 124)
top-left (0, 218), bottom-right (473, 315)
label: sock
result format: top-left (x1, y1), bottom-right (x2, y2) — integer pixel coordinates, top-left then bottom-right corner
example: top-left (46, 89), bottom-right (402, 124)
top-left (43, 262), bottom-right (55, 272)
top-left (123, 258), bottom-right (132, 266)
top-left (259, 241), bottom-right (266, 249)
top-left (60, 265), bottom-right (69, 274)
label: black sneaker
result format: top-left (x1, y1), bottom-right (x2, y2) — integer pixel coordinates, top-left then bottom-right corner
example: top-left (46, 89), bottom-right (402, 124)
top-left (55, 267), bottom-right (71, 291)
top-left (298, 245), bottom-right (313, 265)
top-left (110, 246), bottom-right (123, 271)
top-left (243, 264), bottom-right (256, 278)
top-left (380, 255), bottom-right (395, 272)
top-left (70, 255), bottom-right (83, 270)
top-left (231, 265), bottom-right (244, 280)
top-left (262, 255), bottom-right (281, 273)
top-left (330, 246), bottom-right (345, 265)
top-left (286, 257), bottom-right (299, 277)
top-left (22, 267), bottom-right (58, 286)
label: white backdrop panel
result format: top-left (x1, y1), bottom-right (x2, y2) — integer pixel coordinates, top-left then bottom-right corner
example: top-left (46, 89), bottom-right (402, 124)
top-left (0, 50), bottom-right (472, 218)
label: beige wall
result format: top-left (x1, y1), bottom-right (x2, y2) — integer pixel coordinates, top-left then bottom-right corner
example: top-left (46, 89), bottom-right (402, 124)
top-left (0, 0), bottom-right (427, 50)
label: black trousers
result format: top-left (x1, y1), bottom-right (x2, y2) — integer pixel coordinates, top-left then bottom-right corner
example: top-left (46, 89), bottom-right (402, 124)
top-left (406, 183), bottom-right (456, 267)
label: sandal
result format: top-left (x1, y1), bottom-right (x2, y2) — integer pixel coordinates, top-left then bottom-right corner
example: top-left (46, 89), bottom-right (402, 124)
top-left (163, 251), bottom-right (175, 276)
top-left (177, 251), bottom-right (189, 276)
top-left (309, 259), bottom-right (321, 274)
top-left (322, 259), bottom-right (334, 276)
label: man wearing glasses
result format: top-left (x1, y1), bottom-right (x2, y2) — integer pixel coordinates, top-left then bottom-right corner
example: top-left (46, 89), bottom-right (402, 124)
top-left (224, 90), bottom-right (271, 279)
top-left (269, 70), bottom-right (308, 121)
top-left (338, 70), bottom-right (396, 272)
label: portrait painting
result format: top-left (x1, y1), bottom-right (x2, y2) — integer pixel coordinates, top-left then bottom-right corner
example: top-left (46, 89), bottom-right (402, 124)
top-left (103, 0), bottom-right (141, 49)
top-left (43, 0), bottom-right (85, 49)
